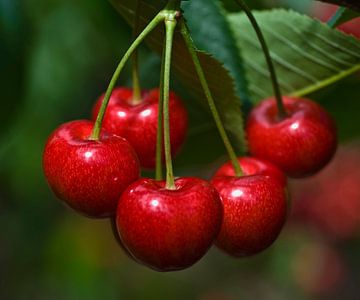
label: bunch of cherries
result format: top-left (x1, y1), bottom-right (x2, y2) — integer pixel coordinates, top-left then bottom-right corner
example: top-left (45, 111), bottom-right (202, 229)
top-left (42, 1), bottom-right (337, 272)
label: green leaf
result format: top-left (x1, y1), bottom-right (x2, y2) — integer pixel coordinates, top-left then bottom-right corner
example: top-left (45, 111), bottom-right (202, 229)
top-left (228, 9), bottom-right (360, 102)
top-left (109, 0), bottom-right (247, 153)
top-left (182, 0), bottom-right (251, 108)
top-left (318, 0), bottom-right (360, 12)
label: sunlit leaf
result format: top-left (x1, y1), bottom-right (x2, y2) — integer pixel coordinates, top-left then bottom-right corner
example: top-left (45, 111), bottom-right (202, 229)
top-left (229, 9), bottom-right (360, 102)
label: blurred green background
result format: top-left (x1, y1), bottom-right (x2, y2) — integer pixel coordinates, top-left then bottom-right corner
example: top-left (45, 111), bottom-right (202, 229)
top-left (1, 0), bottom-right (360, 299)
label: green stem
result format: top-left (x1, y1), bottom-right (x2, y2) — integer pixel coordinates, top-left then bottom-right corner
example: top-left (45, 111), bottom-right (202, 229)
top-left (180, 21), bottom-right (243, 177)
top-left (292, 64), bottom-right (360, 97)
top-left (327, 6), bottom-right (346, 28)
top-left (155, 46), bottom-right (165, 181)
top-left (233, 0), bottom-right (287, 119)
top-left (155, 0), bottom-right (180, 181)
top-left (90, 12), bottom-right (165, 140)
top-left (163, 16), bottom-right (177, 190)
top-left (131, 0), bottom-right (142, 104)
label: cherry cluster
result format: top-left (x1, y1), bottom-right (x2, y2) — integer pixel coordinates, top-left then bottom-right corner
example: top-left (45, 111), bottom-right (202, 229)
top-left (43, 89), bottom-right (337, 271)
top-left (42, 0), bottom-right (337, 272)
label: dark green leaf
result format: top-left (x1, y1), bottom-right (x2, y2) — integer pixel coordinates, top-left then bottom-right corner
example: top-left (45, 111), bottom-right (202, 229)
top-left (109, 0), bottom-right (247, 153)
top-left (182, 0), bottom-right (251, 108)
top-left (228, 9), bottom-right (360, 102)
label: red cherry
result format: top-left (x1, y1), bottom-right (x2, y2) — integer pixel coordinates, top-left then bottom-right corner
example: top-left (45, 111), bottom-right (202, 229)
top-left (214, 156), bottom-right (287, 187)
top-left (291, 143), bottom-right (360, 241)
top-left (211, 175), bottom-right (287, 257)
top-left (312, 2), bottom-right (360, 39)
top-left (116, 177), bottom-right (223, 271)
top-left (92, 87), bottom-right (188, 169)
top-left (110, 217), bottom-right (134, 259)
top-left (246, 97), bottom-right (337, 178)
top-left (43, 120), bottom-right (140, 218)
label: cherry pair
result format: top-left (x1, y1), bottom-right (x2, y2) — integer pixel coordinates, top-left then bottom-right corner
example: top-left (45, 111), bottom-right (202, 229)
top-left (115, 156), bottom-right (288, 271)
top-left (43, 87), bottom-right (188, 217)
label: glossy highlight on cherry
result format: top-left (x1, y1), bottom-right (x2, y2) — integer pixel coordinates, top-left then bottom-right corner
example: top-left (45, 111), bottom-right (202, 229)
top-left (214, 156), bottom-right (287, 187)
top-left (92, 87), bottom-right (188, 169)
top-left (43, 120), bottom-right (140, 218)
top-left (116, 177), bottom-right (223, 271)
top-left (246, 96), bottom-right (337, 178)
top-left (212, 175), bottom-right (287, 257)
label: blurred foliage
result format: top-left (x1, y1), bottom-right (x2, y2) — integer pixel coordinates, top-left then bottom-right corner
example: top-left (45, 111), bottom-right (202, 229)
top-left (0, 0), bottom-right (359, 299)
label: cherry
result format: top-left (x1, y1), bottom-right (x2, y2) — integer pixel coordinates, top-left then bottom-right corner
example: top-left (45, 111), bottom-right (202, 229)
top-left (92, 87), bottom-right (188, 169)
top-left (214, 156), bottom-right (287, 187)
top-left (312, 2), bottom-right (360, 39)
top-left (116, 177), bottom-right (223, 271)
top-left (109, 217), bottom-right (134, 259)
top-left (211, 175), bottom-right (287, 257)
top-left (43, 120), bottom-right (140, 218)
top-left (291, 143), bottom-right (360, 241)
top-left (246, 96), bottom-right (337, 178)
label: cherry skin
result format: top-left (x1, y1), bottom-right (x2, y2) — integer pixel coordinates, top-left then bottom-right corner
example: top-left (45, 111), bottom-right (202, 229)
top-left (116, 177), bottom-right (223, 272)
top-left (214, 156), bottom-right (287, 187)
top-left (211, 175), bottom-right (287, 257)
top-left (43, 120), bottom-right (140, 218)
top-left (92, 87), bottom-right (188, 169)
top-left (110, 217), bottom-right (134, 259)
top-left (246, 96), bottom-right (337, 178)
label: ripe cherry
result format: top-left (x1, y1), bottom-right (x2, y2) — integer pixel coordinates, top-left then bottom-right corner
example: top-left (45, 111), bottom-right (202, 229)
top-left (246, 96), bottom-right (337, 178)
top-left (43, 120), bottom-right (140, 218)
top-left (211, 175), bottom-right (287, 257)
top-left (214, 156), bottom-right (287, 187)
top-left (92, 87), bottom-right (188, 169)
top-left (116, 177), bottom-right (223, 271)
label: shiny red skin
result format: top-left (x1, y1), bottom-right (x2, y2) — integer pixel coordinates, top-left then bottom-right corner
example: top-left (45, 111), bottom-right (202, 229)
top-left (116, 177), bottom-right (223, 271)
top-left (92, 87), bottom-right (188, 169)
top-left (43, 120), bottom-right (140, 218)
top-left (212, 175), bottom-right (287, 257)
top-left (214, 156), bottom-right (287, 187)
top-left (312, 3), bottom-right (360, 39)
top-left (246, 97), bottom-right (337, 178)
top-left (110, 217), bottom-right (133, 259)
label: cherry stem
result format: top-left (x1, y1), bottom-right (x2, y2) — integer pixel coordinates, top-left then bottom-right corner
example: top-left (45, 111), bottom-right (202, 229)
top-left (131, 0), bottom-right (142, 104)
top-left (156, 0), bottom-right (180, 182)
top-left (163, 13), bottom-right (177, 190)
top-left (180, 21), bottom-right (243, 177)
top-left (90, 12), bottom-right (165, 140)
top-left (155, 46), bottom-right (165, 181)
top-left (327, 6), bottom-right (346, 28)
top-left (233, 0), bottom-right (287, 119)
